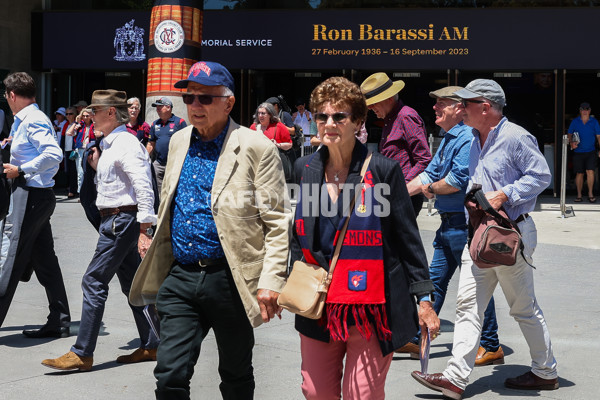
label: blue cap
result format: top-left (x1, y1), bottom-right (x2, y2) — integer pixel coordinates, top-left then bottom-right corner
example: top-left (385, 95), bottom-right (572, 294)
top-left (174, 61), bottom-right (235, 93)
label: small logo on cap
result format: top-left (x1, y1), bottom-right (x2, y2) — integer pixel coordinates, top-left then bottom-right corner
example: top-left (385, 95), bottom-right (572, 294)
top-left (154, 20), bottom-right (184, 54)
top-left (190, 62), bottom-right (212, 78)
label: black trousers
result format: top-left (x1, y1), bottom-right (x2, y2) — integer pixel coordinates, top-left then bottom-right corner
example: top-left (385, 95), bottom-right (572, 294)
top-left (0, 188), bottom-right (70, 328)
top-left (154, 263), bottom-right (255, 400)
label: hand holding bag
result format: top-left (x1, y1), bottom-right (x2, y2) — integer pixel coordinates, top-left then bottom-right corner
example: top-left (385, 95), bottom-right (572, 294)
top-left (278, 152), bottom-right (372, 319)
top-left (465, 186), bottom-right (526, 268)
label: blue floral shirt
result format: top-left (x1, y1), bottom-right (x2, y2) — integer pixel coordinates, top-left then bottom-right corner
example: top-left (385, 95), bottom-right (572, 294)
top-left (170, 122), bottom-right (229, 264)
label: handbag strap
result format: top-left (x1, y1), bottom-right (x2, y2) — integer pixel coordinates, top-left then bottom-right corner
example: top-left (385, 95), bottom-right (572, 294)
top-left (473, 189), bottom-right (520, 232)
top-left (327, 151), bottom-right (373, 279)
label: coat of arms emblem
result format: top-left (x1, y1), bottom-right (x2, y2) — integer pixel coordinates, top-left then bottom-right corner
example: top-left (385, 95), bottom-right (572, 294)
top-left (114, 19), bottom-right (146, 62)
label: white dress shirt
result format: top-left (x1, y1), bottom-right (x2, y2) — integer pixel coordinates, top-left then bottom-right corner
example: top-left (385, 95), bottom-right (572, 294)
top-left (10, 103), bottom-right (63, 188)
top-left (95, 125), bottom-right (157, 225)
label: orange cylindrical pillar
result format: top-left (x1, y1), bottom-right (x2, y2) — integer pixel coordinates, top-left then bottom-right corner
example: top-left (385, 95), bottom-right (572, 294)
top-left (145, 0), bottom-right (203, 123)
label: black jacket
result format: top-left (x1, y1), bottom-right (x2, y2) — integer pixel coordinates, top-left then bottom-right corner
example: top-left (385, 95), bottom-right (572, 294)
top-left (290, 141), bottom-right (434, 356)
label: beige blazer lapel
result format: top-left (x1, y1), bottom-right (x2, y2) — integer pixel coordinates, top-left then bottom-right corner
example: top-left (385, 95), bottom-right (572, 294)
top-left (211, 119), bottom-right (240, 208)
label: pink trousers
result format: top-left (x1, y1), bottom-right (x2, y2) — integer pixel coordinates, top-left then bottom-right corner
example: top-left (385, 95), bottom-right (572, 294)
top-left (300, 327), bottom-right (393, 400)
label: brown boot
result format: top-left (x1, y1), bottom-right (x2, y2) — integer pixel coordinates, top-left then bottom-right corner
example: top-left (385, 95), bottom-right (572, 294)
top-left (395, 342), bottom-right (419, 360)
top-left (116, 347), bottom-right (157, 364)
top-left (475, 345), bottom-right (505, 366)
top-left (42, 351), bottom-right (93, 371)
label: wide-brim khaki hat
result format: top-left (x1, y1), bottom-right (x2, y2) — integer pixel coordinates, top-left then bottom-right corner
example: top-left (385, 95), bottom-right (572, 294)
top-left (360, 73), bottom-right (405, 106)
top-left (88, 89), bottom-right (128, 108)
top-left (429, 86), bottom-right (464, 102)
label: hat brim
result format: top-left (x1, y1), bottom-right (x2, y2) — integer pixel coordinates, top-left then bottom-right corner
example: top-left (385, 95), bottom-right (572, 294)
top-left (453, 88), bottom-right (481, 99)
top-left (174, 77), bottom-right (225, 89)
top-left (87, 102), bottom-right (129, 108)
top-left (365, 80), bottom-right (405, 106)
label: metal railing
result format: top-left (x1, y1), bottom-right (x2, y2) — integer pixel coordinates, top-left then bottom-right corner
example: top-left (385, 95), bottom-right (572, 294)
top-left (560, 134), bottom-right (575, 218)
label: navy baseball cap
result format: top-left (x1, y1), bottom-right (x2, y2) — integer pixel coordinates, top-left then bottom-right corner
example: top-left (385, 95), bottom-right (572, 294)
top-left (174, 61), bottom-right (235, 93)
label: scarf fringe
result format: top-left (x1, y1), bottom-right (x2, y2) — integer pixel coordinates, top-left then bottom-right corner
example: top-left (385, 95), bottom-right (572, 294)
top-left (326, 304), bottom-right (392, 342)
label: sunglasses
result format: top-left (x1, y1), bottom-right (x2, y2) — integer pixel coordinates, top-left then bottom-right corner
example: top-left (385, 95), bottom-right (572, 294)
top-left (182, 93), bottom-right (229, 105)
top-left (314, 112), bottom-right (351, 124)
top-left (461, 99), bottom-right (485, 107)
top-left (66, 112), bottom-right (75, 115)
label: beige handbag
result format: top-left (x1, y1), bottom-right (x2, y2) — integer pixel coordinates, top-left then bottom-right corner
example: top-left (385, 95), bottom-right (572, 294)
top-left (278, 152), bottom-right (372, 319)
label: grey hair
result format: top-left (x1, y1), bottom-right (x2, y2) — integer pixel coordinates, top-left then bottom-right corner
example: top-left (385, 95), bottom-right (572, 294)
top-left (127, 97), bottom-right (141, 105)
top-left (221, 86), bottom-right (234, 97)
top-left (115, 107), bottom-right (130, 124)
top-left (487, 99), bottom-right (504, 113)
top-left (253, 102), bottom-right (280, 125)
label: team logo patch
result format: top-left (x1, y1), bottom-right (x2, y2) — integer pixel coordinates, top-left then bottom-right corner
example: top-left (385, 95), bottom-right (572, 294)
top-left (169, 123), bottom-right (175, 129)
top-left (154, 20), bottom-right (185, 54)
top-left (348, 271), bottom-right (367, 291)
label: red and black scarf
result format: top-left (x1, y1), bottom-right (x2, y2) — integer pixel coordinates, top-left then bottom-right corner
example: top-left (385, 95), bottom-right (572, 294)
top-left (295, 170), bottom-right (392, 342)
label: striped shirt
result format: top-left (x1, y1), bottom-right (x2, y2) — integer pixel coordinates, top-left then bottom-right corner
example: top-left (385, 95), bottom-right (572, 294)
top-left (379, 100), bottom-right (431, 182)
top-left (467, 117), bottom-right (551, 220)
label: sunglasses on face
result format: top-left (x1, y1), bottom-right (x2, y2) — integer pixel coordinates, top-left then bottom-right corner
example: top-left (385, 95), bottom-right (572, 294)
top-left (66, 112), bottom-right (75, 115)
top-left (461, 99), bottom-right (485, 107)
top-left (182, 93), bottom-right (229, 105)
top-left (314, 112), bottom-right (351, 124)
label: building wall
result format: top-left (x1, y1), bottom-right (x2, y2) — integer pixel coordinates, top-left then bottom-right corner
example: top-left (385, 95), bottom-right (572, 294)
top-left (0, 0), bottom-right (42, 74)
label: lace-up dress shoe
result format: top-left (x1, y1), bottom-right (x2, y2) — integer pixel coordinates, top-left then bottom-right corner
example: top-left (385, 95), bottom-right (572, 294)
top-left (116, 347), bottom-right (157, 364)
top-left (505, 371), bottom-right (559, 390)
top-left (23, 325), bottom-right (70, 339)
top-left (42, 351), bottom-right (93, 371)
top-left (394, 342), bottom-right (419, 359)
top-left (475, 345), bottom-right (504, 366)
top-left (411, 371), bottom-right (464, 400)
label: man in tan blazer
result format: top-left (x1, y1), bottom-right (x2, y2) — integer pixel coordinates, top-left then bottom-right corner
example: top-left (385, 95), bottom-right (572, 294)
top-left (129, 61), bottom-right (291, 400)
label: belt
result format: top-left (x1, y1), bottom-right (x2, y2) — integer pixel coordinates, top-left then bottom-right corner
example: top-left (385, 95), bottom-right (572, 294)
top-left (515, 213), bottom-right (529, 223)
top-left (99, 205), bottom-right (138, 217)
top-left (197, 257), bottom-right (228, 268)
top-left (439, 212), bottom-right (463, 220)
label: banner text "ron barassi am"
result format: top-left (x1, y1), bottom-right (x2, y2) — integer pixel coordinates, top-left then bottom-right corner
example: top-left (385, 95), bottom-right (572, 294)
top-left (313, 24), bottom-right (468, 41)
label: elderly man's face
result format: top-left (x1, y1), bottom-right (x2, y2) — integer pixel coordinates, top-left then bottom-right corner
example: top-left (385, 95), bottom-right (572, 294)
top-left (457, 97), bottom-right (490, 130)
top-left (433, 98), bottom-right (461, 131)
top-left (186, 82), bottom-right (234, 140)
top-left (368, 96), bottom-right (394, 119)
top-left (156, 104), bottom-right (172, 121)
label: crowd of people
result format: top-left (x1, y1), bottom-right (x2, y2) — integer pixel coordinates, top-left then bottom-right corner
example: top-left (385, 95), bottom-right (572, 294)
top-left (0, 62), bottom-right (563, 400)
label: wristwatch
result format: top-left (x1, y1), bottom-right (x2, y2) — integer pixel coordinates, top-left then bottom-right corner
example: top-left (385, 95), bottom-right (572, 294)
top-left (17, 165), bottom-right (25, 177)
top-left (427, 183), bottom-right (435, 194)
top-left (142, 226), bottom-right (154, 237)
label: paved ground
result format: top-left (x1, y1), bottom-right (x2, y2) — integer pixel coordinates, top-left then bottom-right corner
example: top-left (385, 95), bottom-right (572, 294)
top-left (0, 193), bottom-right (598, 399)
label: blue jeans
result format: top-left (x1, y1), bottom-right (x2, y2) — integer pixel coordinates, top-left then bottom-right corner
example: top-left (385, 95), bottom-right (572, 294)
top-left (414, 213), bottom-right (499, 351)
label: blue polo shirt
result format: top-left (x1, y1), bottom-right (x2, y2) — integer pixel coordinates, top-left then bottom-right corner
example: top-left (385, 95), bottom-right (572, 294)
top-left (170, 121), bottom-right (229, 264)
top-left (419, 122), bottom-right (472, 213)
top-left (149, 114), bottom-right (187, 165)
top-left (568, 116), bottom-right (600, 153)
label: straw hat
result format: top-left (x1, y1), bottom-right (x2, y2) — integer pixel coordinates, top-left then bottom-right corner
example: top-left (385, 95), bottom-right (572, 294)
top-left (360, 73), bottom-right (405, 106)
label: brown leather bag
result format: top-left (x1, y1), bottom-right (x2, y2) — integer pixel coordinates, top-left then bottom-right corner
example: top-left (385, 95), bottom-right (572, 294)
top-left (465, 186), bottom-right (524, 269)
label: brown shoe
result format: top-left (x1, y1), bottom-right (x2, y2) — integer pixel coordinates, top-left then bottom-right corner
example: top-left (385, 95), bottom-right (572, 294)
top-left (505, 371), bottom-right (559, 390)
top-left (116, 347), bottom-right (157, 364)
top-left (395, 342), bottom-right (419, 359)
top-left (42, 351), bottom-right (93, 371)
top-left (475, 345), bottom-right (505, 366)
top-left (411, 371), bottom-right (464, 400)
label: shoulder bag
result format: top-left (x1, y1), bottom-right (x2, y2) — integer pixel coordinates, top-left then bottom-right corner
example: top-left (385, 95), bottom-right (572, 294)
top-left (465, 185), bottom-right (526, 268)
top-left (278, 152), bottom-right (372, 319)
